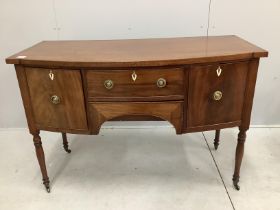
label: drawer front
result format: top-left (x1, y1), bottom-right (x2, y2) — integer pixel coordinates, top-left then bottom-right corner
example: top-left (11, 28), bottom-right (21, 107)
top-left (86, 68), bottom-right (184, 101)
top-left (89, 102), bottom-right (183, 134)
top-left (26, 68), bottom-right (88, 130)
top-left (187, 62), bottom-right (248, 127)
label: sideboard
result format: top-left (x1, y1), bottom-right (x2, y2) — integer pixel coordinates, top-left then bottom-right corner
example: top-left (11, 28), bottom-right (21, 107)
top-left (6, 36), bottom-right (268, 192)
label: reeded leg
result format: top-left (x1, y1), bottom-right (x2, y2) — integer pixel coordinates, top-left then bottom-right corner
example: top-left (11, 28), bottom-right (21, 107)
top-left (33, 132), bottom-right (50, 193)
top-left (62, 133), bottom-right (71, 153)
top-left (232, 128), bottom-right (247, 190)
top-left (213, 129), bottom-right (220, 150)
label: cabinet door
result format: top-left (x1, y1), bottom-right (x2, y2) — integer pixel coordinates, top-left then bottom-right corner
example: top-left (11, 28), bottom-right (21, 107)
top-left (26, 68), bottom-right (88, 131)
top-left (187, 62), bottom-right (248, 128)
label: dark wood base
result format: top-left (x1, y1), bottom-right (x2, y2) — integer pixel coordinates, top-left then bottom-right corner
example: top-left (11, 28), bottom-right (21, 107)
top-left (213, 129), bottom-right (221, 150)
top-left (62, 133), bottom-right (71, 153)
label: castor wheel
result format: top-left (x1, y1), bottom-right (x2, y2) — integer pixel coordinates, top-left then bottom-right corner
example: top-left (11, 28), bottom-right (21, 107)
top-left (213, 129), bottom-right (220, 150)
top-left (43, 179), bottom-right (51, 193)
top-left (232, 175), bottom-right (240, 191)
top-left (62, 133), bottom-right (71, 154)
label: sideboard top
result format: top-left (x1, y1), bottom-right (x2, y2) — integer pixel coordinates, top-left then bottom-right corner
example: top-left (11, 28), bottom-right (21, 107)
top-left (6, 35), bottom-right (268, 68)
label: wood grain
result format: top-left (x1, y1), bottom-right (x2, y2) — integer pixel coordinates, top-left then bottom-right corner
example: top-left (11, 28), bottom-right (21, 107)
top-left (15, 65), bottom-right (37, 134)
top-left (86, 68), bottom-right (184, 101)
top-left (240, 59), bottom-right (260, 130)
top-left (187, 61), bottom-right (248, 127)
top-left (89, 102), bottom-right (183, 134)
top-left (25, 68), bottom-right (88, 130)
top-left (184, 121), bottom-right (241, 133)
top-left (6, 36), bottom-right (268, 68)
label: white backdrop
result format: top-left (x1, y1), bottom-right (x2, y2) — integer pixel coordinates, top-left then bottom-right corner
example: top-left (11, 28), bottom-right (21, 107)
top-left (0, 0), bottom-right (279, 128)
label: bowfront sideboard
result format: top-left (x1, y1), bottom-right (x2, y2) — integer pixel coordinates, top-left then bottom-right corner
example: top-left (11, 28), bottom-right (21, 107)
top-left (6, 36), bottom-right (268, 192)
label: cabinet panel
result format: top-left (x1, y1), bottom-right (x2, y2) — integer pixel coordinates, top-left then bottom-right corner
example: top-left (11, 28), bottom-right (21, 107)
top-left (25, 68), bottom-right (88, 130)
top-left (89, 102), bottom-right (183, 134)
top-left (187, 62), bottom-right (248, 127)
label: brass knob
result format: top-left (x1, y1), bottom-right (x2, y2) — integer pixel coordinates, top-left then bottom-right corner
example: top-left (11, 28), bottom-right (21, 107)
top-left (51, 95), bottom-right (60, 104)
top-left (104, 80), bottom-right (114, 89)
top-left (157, 78), bottom-right (166, 88)
top-left (213, 91), bottom-right (222, 101)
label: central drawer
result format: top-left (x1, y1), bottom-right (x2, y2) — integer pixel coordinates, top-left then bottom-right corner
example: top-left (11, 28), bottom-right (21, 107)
top-left (85, 68), bottom-right (185, 101)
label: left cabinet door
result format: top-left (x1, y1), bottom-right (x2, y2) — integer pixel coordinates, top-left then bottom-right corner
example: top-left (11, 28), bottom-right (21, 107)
top-left (25, 68), bottom-right (88, 131)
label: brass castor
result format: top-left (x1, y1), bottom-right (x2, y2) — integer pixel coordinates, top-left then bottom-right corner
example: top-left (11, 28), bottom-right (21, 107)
top-left (214, 141), bottom-right (219, 150)
top-left (62, 133), bottom-right (71, 153)
top-left (232, 175), bottom-right (240, 191)
top-left (213, 129), bottom-right (220, 150)
top-left (43, 178), bottom-right (51, 193)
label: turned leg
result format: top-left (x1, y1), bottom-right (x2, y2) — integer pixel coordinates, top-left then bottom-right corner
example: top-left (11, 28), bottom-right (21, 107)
top-left (232, 128), bottom-right (247, 190)
top-left (33, 132), bottom-right (50, 193)
top-left (213, 129), bottom-right (220, 150)
top-left (62, 133), bottom-right (71, 153)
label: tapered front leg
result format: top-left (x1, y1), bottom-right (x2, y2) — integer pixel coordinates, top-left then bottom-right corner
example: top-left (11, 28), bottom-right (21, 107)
top-left (33, 132), bottom-right (50, 193)
top-left (62, 133), bottom-right (71, 153)
top-left (213, 129), bottom-right (220, 150)
top-left (232, 128), bottom-right (247, 190)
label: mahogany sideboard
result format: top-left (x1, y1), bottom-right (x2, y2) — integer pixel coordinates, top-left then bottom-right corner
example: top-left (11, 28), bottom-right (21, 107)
top-left (6, 36), bottom-right (268, 192)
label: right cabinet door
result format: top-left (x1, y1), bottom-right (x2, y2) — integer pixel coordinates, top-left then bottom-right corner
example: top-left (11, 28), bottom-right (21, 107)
top-left (187, 61), bottom-right (249, 128)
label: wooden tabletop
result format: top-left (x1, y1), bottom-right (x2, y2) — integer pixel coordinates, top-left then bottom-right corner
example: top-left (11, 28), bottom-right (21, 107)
top-left (6, 35), bottom-right (268, 68)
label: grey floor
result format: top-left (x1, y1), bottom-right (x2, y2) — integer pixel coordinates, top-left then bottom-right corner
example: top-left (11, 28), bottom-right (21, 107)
top-left (0, 127), bottom-right (279, 210)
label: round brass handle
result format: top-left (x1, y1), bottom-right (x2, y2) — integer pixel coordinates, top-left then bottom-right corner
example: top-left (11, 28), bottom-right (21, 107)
top-left (213, 91), bottom-right (223, 101)
top-left (157, 78), bottom-right (166, 88)
top-left (104, 79), bottom-right (114, 89)
top-left (51, 95), bottom-right (60, 104)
